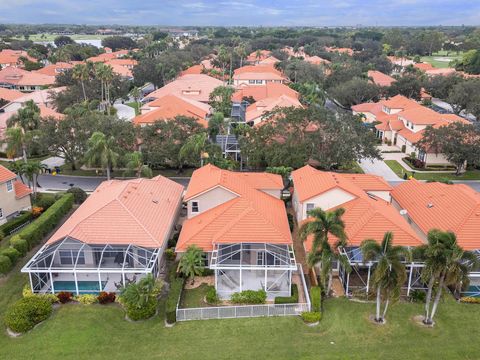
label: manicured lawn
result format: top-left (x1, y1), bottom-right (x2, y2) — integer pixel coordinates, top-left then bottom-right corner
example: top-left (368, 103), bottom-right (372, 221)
top-left (126, 102), bottom-right (140, 115)
top-left (385, 160), bottom-right (480, 181)
top-left (420, 51), bottom-right (463, 69)
top-left (180, 283), bottom-right (213, 308)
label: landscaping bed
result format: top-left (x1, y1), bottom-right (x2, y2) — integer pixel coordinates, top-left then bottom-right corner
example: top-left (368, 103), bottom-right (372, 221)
top-left (385, 160), bottom-right (480, 181)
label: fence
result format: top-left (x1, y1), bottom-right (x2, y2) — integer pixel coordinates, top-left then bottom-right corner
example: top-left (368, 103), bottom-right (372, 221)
top-left (10, 220), bottom-right (31, 235)
top-left (176, 302), bottom-right (310, 321)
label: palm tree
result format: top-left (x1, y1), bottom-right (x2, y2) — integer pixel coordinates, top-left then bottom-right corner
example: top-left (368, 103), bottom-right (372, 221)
top-left (361, 232), bottom-right (407, 323)
top-left (120, 274), bottom-right (158, 309)
top-left (8, 161), bottom-right (25, 184)
top-left (22, 161), bottom-right (47, 198)
top-left (217, 45), bottom-right (229, 85)
top-left (124, 151), bottom-right (152, 178)
top-left (179, 132), bottom-right (208, 167)
top-left (72, 64), bottom-right (89, 101)
top-left (179, 245), bottom-right (205, 285)
top-left (130, 86), bottom-right (142, 115)
top-left (299, 207), bottom-right (349, 296)
top-left (417, 229), bottom-right (477, 325)
top-left (235, 42), bottom-right (247, 68)
top-left (84, 132), bottom-right (119, 180)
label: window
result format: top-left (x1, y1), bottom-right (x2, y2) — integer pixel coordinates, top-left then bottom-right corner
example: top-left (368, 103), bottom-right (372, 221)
top-left (257, 251), bottom-right (264, 266)
top-left (255, 80), bottom-right (262, 84)
top-left (0, 208), bottom-right (3, 219)
top-left (248, 80), bottom-right (255, 84)
top-left (306, 203), bottom-right (315, 212)
top-left (6, 180), bottom-right (13, 192)
top-left (192, 201), bottom-right (199, 213)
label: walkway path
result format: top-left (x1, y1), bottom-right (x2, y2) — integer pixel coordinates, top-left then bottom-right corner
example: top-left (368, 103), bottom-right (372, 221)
top-left (382, 152), bottom-right (456, 174)
top-left (114, 103), bottom-right (136, 121)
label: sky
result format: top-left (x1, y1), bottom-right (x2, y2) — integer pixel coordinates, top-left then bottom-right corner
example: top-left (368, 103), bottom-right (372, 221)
top-left (0, 0), bottom-right (479, 27)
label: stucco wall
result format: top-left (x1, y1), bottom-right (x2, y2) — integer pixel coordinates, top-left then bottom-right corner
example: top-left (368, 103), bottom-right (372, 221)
top-left (187, 186), bottom-right (237, 218)
top-left (0, 180), bottom-right (31, 225)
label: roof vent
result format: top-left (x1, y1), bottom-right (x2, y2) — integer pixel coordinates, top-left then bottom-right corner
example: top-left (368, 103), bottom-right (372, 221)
top-left (427, 203), bottom-right (434, 208)
top-left (152, 199), bottom-right (159, 204)
top-left (399, 209), bottom-right (408, 216)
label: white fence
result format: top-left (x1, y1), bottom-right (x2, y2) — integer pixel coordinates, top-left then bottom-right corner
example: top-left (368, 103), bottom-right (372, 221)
top-left (176, 303), bottom-right (310, 321)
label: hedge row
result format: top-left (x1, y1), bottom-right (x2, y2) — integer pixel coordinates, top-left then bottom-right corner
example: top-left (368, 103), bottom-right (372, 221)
top-left (0, 212), bottom-right (33, 238)
top-left (231, 290), bottom-right (267, 304)
top-left (165, 277), bottom-right (184, 324)
top-left (274, 284), bottom-right (298, 304)
top-left (310, 286), bottom-right (321, 312)
top-left (0, 194), bottom-right (74, 275)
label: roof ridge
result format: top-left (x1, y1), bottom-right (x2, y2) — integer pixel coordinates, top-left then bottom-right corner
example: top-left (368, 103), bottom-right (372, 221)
top-left (116, 198), bottom-right (160, 246)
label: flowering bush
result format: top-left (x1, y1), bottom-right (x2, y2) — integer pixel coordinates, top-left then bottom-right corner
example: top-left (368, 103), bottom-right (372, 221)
top-left (460, 297), bottom-right (480, 304)
top-left (75, 294), bottom-right (98, 305)
top-left (97, 291), bottom-right (116, 304)
top-left (57, 291), bottom-right (73, 304)
top-left (31, 206), bottom-right (44, 218)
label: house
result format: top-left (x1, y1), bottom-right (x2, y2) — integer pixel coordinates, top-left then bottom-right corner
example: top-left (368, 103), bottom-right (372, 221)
top-left (22, 175), bottom-right (184, 295)
top-left (134, 94), bottom-right (210, 127)
top-left (35, 62), bottom-right (74, 77)
top-left (1, 87), bottom-right (66, 113)
top-left (291, 165), bottom-right (424, 296)
top-left (176, 164), bottom-right (297, 299)
top-left (233, 65), bottom-right (288, 86)
top-left (147, 74), bottom-right (223, 104)
top-left (0, 67), bottom-right (56, 92)
top-left (257, 56), bottom-right (280, 66)
top-left (0, 50), bottom-right (36, 69)
top-left (352, 95), bottom-right (469, 165)
top-left (246, 50), bottom-right (272, 64)
top-left (391, 179), bottom-right (480, 297)
top-left (0, 165), bottom-right (32, 225)
top-left (0, 87), bottom-right (24, 103)
top-left (246, 94), bottom-right (302, 125)
top-left (367, 70), bottom-right (395, 87)
top-left (387, 56), bottom-right (415, 68)
top-left (325, 47), bottom-right (354, 56)
top-left (232, 82), bottom-right (299, 103)
top-left (304, 55), bottom-right (331, 66)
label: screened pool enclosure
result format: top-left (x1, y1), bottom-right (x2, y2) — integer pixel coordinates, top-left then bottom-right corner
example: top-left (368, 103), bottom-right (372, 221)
top-left (210, 243), bottom-right (297, 299)
top-left (22, 237), bottom-right (161, 295)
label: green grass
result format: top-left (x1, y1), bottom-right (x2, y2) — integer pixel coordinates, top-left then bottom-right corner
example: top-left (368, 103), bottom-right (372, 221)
top-left (180, 283), bottom-right (213, 308)
top-left (385, 160), bottom-right (480, 180)
top-left (126, 102), bottom-right (140, 116)
top-left (420, 51), bottom-right (463, 69)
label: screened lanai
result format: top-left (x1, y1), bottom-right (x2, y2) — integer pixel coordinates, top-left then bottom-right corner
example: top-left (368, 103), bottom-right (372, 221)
top-left (338, 246), bottom-right (427, 297)
top-left (210, 243), bottom-right (297, 299)
top-left (22, 237), bottom-right (160, 295)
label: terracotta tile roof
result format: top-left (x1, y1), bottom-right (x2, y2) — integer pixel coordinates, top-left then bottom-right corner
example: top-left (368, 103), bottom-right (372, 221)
top-left (106, 58), bottom-right (137, 67)
top-left (38, 105), bottom-right (64, 120)
top-left (246, 50), bottom-right (272, 62)
top-left (148, 74), bottom-right (223, 103)
top-left (135, 94), bottom-right (210, 127)
top-left (0, 164), bottom-right (17, 183)
top-left (35, 62), bottom-right (73, 77)
top-left (232, 83), bottom-right (298, 102)
top-left (0, 50), bottom-right (36, 67)
top-left (414, 63), bottom-right (435, 71)
top-left (392, 179), bottom-right (480, 250)
top-left (304, 55), bottom-right (331, 65)
top-left (181, 64), bottom-right (204, 75)
top-left (14, 180), bottom-right (32, 198)
top-left (246, 95), bottom-right (302, 123)
top-left (257, 56), bottom-right (280, 65)
top-left (351, 102), bottom-right (382, 114)
top-left (367, 70), bottom-right (396, 87)
top-left (47, 176), bottom-right (183, 248)
top-left (2, 87), bottom-right (66, 109)
top-left (177, 164), bottom-right (291, 252)
top-left (108, 63), bottom-right (133, 78)
top-left (0, 87), bottom-right (24, 101)
top-left (382, 95), bottom-right (420, 110)
top-left (0, 66), bottom-right (55, 87)
top-left (233, 65), bottom-right (287, 81)
top-left (426, 68), bottom-right (457, 76)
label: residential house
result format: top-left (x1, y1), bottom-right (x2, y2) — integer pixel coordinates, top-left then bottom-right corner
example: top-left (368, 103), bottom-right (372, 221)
top-left (22, 176), bottom-right (183, 295)
top-left (0, 50), bottom-right (36, 69)
top-left (304, 55), bottom-right (331, 66)
top-left (233, 65), bottom-right (288, 87)
top-left (35, 62), bottom-right (74, 77)
top-left (367, 70), bottom-right (395, 87)
top-left (134, 93), bottom-right (211, 127)
top-left (147, 74), bottom-right (223, 104)
top-left (257, 56), bottom-right (281, 66)
top-left (352, 95), bottom-right (469, 165)
top-left (325, 47), bottom-right (354, 56)
top-left (291, 165), bottom-right (424, 296)
top-left (176, 164), bottom-right (296, 299)
top-left (246, 50), bottom-right (272, 64)
top-left (391, 179), bottom-right (480, 297)
top-left (232, 82), bottom-right (299, 103)
top-left (1, 87), bottom-right (66, 113)
top-left (246, 94), bottom-right (302, 125)
top-left (0, 165), bottom-right (32, 225)
top-left (0, 88), bottom-right (24, 103)
top-left (0, 67), bottom-right (55, 92)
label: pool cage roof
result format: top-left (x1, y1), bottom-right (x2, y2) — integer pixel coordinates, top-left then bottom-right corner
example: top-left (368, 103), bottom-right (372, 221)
top-left (22, 237), bottom-right (160, 273)
top-left (340, 246), bottom-right (425, 266)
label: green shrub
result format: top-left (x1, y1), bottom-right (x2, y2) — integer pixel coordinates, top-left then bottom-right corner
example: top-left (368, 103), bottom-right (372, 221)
top-left (0, 255), bottom-right (13, 274)
top-left (165, 277), bottom-right (184, 324)
top-left (33, 193), bottom-right (56, 209)
top-left (231, 290), bottom-right (267, 304)
top-left (23, 284), bottom-right (34, 298)
top-left (168, 230), bottom-right (180, 248)
top-left (206, 286), bottom-right (219, 304)
top-left (10, 236), bottom-right (28, 256)
top-left (0, 212), bottom-right (33, 236)
top-left (18, 194), bottom-right (74, 248)
top-left (97, 292), bottom-right (116, 304)
top-left (165, 248), bottom-right (176, 261)
top-left (274, 284), bottom-right (299, 304)
top-left (38, 293), bottom-right (59, 304)
top-left (126, 298), bottom-right (157, 321)
top-left (287, 213), bottom-right (295, 232)
top-left (4, 296), bottom-right (52, 333)
top-left (75, 294), bottom-right (98, 305)
top-left (0, 247), bottom-right (20, 265)
top-left (409, 289), bottom-right (426, 303)
top-left (57, 291), bottom-right (73, 303)
top-left (200, 268), bottom-right (214, 276)
top-left (301, 311), bottom-right (321, 323)
top-left (310, 286), bottom-right (321, 312)
top-left (66, 187), bottom-right (88, 204)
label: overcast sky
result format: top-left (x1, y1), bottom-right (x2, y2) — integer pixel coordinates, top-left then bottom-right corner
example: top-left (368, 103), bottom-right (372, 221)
top-left (0, 0), bottom-right (478, 26)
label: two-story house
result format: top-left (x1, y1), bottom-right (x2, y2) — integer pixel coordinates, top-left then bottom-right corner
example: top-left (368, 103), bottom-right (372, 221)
top-left (176, 164), bottom-right (297, 299)
top-left (0, 165), bottom-right (32, 225)
top-left (233, 65), bottom-right (288, 87)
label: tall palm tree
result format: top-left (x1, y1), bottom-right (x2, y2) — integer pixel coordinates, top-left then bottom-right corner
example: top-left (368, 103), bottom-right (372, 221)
top-left (84, 131), bottom-right (119, 180)
top-left (124, 151), bottom-right (152, 178)
top-left (179, 132), bottom-right (208, 167)
top-left (417, 229), bottom-right (477, 325)
top-left (72, 64), bottom-right (89, 101)
top-left (361, 232), bottom-right (407, 323)
top-left (22, 161), bottom-right (47, 198)
top-left (299, 207), bottom-right (349, 295)
top-left (8, 161), bottom-right (25, 184)
top-left (235, 42), bottom-right (247, 68)
top-left (217, 45), bottom-right (229, 85)
top-left (130, 86), bottom-right (142, 115)
top-left (179, 245), bottom-right (205, 285)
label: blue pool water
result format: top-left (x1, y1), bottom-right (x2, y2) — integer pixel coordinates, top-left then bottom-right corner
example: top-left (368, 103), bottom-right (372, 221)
top-left (53, 281), bottom-right (106, 293)
top-left (462, 285), bottom-right (480, 298)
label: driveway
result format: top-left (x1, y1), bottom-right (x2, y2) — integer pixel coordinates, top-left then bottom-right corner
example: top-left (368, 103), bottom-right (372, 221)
top-left (359, 158), bottom-right (400, 181)
top-left (114, 103), bottom-right (136, 121)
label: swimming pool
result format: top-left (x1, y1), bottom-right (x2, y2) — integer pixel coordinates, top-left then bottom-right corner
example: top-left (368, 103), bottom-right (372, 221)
top-left (53, 281), bottom-right (107, 293)
top-left (462, 285), bottom-right (480, 298)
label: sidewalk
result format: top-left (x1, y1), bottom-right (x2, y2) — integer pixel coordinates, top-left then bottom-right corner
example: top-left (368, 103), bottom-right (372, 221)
top-left (382, 152), bottom-right (457, 174)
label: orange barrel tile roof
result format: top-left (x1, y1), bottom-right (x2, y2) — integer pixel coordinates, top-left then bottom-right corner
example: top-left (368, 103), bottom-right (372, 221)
top-left (14, 180), bottom-right (32, 198)
top-left (367, 70), bottom-right (396, 87)
top-left (177, 164), bottom-right (290, 252)
top-left (0, 87), bottom-right (24, 102)
top-left (392, 179), bottom-right (480, 250)
top-left (233, 65), bottom-right (287, 81)
top-left (0, 66), bottom-right (55, 87)
top-left (0, 164), bottom-right (17, 183)
top-left (35, 62), bottom-right (74, 77)
top-left (232, 82), bottom-right (299, 102)
top-left (46, 176), bottom-right (184, 248)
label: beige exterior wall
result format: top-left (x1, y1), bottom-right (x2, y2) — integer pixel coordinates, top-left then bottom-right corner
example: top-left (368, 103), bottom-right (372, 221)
top-left (353, 111), bottom-right (376, 123)
top-left (396, 134), bottom-right (452, 166)
top-left (390, 197), bottom-right (427, 243)
top-left (186, 186), bottom-right (238, 219)
top-left (296, 188), bottom-right (356, 222)
top-left (260, 189), bottom-right (282, 199)
top-left (367, 190), bottom-right (391, 202)
top-left (0, 180), bottom-right (31, 225)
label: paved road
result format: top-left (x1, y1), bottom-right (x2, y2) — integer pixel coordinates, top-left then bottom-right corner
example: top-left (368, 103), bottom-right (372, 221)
top-left (38, 174), bottom-right (190, 192)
